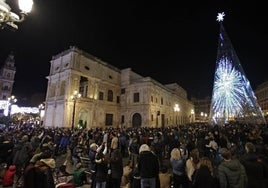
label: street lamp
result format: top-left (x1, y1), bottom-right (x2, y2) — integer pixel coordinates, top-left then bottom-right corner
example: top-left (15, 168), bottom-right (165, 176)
top-left (173, 103), bottom-right (180, 125)
top-left (0, 0), bottom-right (33, 30)
top-left (7, 95), bottom-right (17, 117)
top-left (71, 90), bottom-right (81, 130)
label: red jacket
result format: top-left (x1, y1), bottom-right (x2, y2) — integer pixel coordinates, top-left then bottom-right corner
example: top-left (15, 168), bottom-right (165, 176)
top-left (2, 165), bottom-right (16, 187)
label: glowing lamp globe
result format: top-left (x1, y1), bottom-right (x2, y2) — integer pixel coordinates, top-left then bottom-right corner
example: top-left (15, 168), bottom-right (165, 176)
top-left (18, 0), bottom-right (33, 13)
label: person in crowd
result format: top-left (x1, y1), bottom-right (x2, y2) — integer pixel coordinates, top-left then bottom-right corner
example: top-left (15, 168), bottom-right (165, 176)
top-left (138, 144), bottom-right (159, 188)
top-left (71, 142), bottom-right (83, 167)
top-left (191, 157), bottom-right (219, 188)
top-left (73, 162), bottom-right (87, 187)
top-left (121, 160), bottom-right (132, 188)
top-left (129, 165), bottom-right (141, 188)
top-left (218, 147), bottom-right (248, 188)
top-left (89, 142), bottom-right (108, 188)
top-left (12, 135), bottom-right (33, 172)
top-left (23, 151), bottom-right (45, 188)
top-left (128, 136), bottom-right (139, 168)
top-left (158, 166), bottom-right (172, 188)
top-left (186, 148), bottom-right (200, 185)
top-left (151, 132), bottom-right (164, 169)
top-left (119, 132), bottom-right (128, 158)
top-left (55, 160), bottom-right (72, 185)
top-left (240, 142), bottom-right (268, 188)
top-left (95, 150), bottom-right (109, 188)
top-left (0, 135), bottom-right (13, 166)
top-left (205, 135), bottom-right (219, 159)
top-left (170, 147), bottom-right (188, 188)
top-left (1, 165), bottom-right (16, 187)
top-left (110, 132), bottom-right (119, 152)
top-left (110, 148), bottom-right (123, 188)
top-left (34, 154), bottom-right (56, 188)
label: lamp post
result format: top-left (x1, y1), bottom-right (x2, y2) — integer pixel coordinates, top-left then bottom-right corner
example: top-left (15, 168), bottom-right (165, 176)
top-left (173, 104), bottom-right (180, 125)
top-left (71, 90), bottom-right (81, 130)
top-left (0, 0), bottom-right (33, 30)
top-left (7, 95), bottom-right (17, 117)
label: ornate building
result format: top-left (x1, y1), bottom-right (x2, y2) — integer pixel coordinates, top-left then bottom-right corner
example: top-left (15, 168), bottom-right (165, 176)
top-left (255, 81), bottom-right (268, 122)
top-left (0, 53), bottom-right (16, 116)
top-left (43, 46), bottom-right (194, 128)
top-left (0, 53), bottom-right (16, 100)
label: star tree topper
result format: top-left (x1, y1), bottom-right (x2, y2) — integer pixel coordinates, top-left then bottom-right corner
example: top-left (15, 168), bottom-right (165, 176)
top-left (217, 12), bottom-right (225, 22)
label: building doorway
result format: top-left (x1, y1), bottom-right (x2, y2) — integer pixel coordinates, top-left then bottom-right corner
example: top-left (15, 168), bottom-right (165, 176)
top-left (132, 113), bottom-right (142, 127)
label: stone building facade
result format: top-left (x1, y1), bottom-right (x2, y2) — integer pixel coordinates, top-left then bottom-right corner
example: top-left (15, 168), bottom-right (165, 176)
top-left (0, 53), bottom-right (16, 116)
top-left (0, 53), bottom-right (16, 100)
top-left (43, 46), bottom-right (194, 128)
top-left (255, 81), bottom-right (268, 122)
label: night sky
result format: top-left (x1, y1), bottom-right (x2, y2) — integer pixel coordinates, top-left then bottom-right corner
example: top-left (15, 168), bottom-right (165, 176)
top-left (0, 0), bottom-right (267, 106)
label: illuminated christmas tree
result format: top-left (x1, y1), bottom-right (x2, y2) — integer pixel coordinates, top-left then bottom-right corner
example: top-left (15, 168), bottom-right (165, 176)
top-left (209, 12), bottom-right (266, 125)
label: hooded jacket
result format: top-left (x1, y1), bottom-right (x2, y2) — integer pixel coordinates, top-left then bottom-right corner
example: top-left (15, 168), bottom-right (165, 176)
top-left (2, 165), bottom-right (16, 187)
top-left (218, 159), bottom-right (248, 188)
top-left (34, 159), bottom-right (56, 188)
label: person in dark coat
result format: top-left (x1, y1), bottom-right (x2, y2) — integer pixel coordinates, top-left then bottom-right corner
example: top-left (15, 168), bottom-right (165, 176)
top-left (138, 144), bottom-right (159, 188)
top-left (12, 135), bottom-right (33, 174)
top-left (191, 157), bottom-right (219, 188)
top-left (110, 148), bottom-right (123, 188)
top-left (240, 142), bottom-right (268, 188)
top-left (95, 150), bottom-right (109, 188)
top-left (34, 152), bottom-right (56, 188)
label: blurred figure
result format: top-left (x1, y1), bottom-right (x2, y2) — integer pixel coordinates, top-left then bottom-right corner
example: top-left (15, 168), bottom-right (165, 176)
top-left (240, 142), bottom-right (268, 188)
top-left (138, 144), bottom-right (159, 188)
top-left (158, 166), bottom-right (172, 188)
top-left (191, 157), bottom-right (219, 188)
top-left (1, 165), bottom-right (16, 187)
top-left (170, 148), bottom-right (188, 188)
top-left (110, 148), bottom-right (123, 188)
top-left (34, 155), bottom-right (56, 188)
top-left (120, 160), bottom-right (132, 187)
top-left (186, 148), bottom-right (200, 185)
top-left (218, 148), bottom-right (247, 188)
top-left (12, 135), bottom-right (33, 175)
top-left (89, 142), bottom-right (107, 188)
top-left (95, 151), bottom-right (109, 188)
top-left (73, 162), bottom-right (87, 187)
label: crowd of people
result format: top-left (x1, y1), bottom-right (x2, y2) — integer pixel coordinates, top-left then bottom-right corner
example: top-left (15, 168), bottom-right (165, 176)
top-left (0, 122), bottom-right (267, 188)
